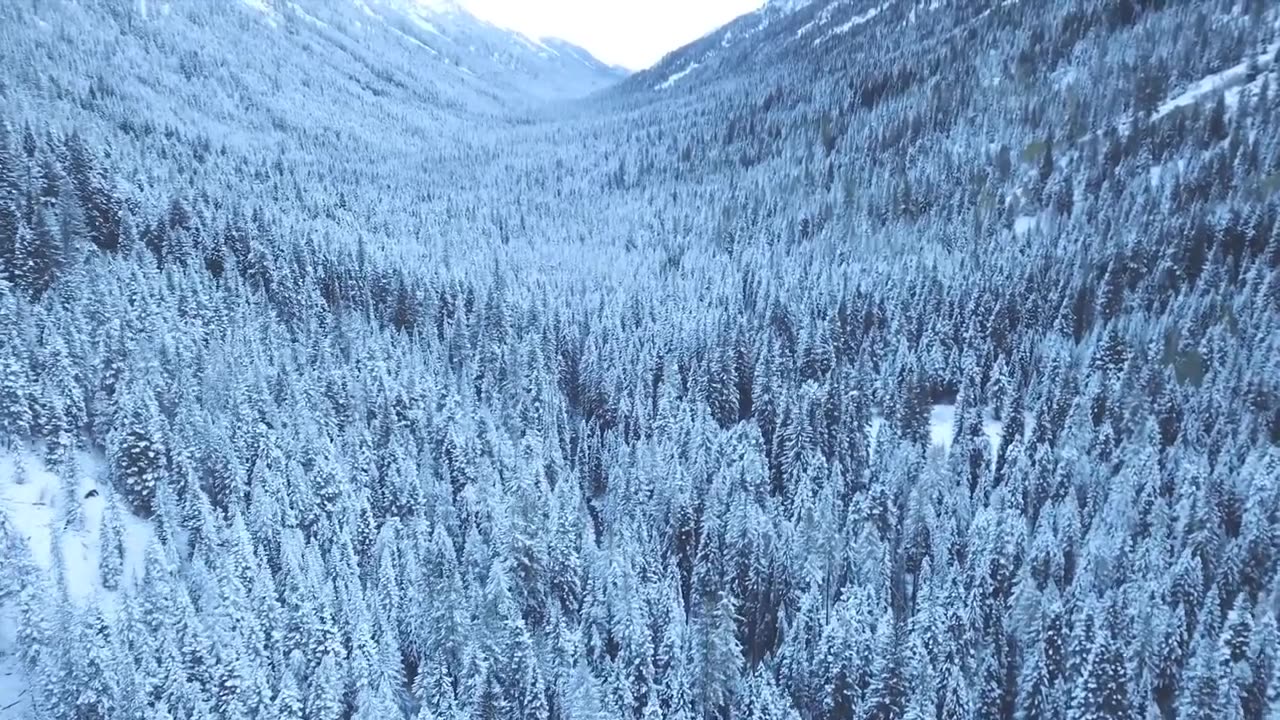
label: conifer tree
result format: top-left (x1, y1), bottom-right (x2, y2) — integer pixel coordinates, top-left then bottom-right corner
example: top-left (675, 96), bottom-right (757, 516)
top-left (269, 665), bottom-right (303, 720)
top-left (307, 653), bottom-right (346, 720)
top-left (109, 383), bottom-right (166, 516)
top-left (99, 496), bottom-right (125, 592)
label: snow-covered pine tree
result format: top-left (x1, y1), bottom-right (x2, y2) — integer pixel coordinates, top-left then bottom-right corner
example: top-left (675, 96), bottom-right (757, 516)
top-left (108, 381), bottom-right (165, 516)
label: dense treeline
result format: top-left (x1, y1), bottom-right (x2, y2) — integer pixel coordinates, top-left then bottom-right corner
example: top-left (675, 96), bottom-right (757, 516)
top-left (0, 0), bottom-right (1278, 719)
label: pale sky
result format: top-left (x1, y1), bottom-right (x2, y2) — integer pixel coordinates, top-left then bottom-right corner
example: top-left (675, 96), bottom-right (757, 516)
top-left (461, 0), bottom-right (766, 70)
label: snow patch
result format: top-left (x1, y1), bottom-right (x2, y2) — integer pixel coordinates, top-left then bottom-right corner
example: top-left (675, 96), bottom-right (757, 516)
top-left (768, 0), bottom-right (818, 11)
top-left (410, 14), bottom-right (447, 39)
top-left (415, 0), bottom-right (462, 13)
top-left (927, 405), bottom-right (1005, 455)
top-left (0, 449), bottom-right (154, 717)
top-left (869, 405), bottom-right (1005, 456)
top-left (534, 37), bottom-right (562, 57)
top-left (0, 587), bottom-right (29, 719)
top-left (239, 0), bottom-right (279, 26)
top-left (390, 27), bottom-right (439, 55)
top-left (796, 0), bottom-right (847, 38)
top-left (657, 62), bottom-right (700, 90)
top-left (512, 32), bottom-right (550, 56)
top-left (817, 1), bottom-right (890, 44)
top-left (1052, 66), bottom-right (1080, 89)
top-left (287, 2), bottom-right (331, 29)
top-left (0, 451), bottom-right (152, 604)
top-left (1155, 40), bottom-right (1279, 119)
top-left (0, 651), bottom-right (28, 720)
top-left (1014, 214), bottom-right (1039, 236)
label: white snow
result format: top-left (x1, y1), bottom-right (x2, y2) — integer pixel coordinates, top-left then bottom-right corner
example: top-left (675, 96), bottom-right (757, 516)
top-left (657, 62), bottom-right (700, 90)
top-left (0, 451), bottom-right (152, 603)
top-left (0, 651), bottom-right (28, 720)
top-left (410, 14), bottom-right (447, 39)
top-left (1052, 66), bottom-right (1081, 89)
top-left (414, 0), bottom-right (462, 13)
top-left (531, 36), bottom-right (562, 57)
top-left (0, 449), bottom-right (154, 716)
top-left (1014, 214), bottom-right (1039, 236)
top-left (1155, 40), bottom-right (1279, 120)
top-left (795, 0), bottom-right (847, 39)
top-left (869, 404), bottom-right (1005, 456)
top-left (239, 0), bottom-right (279, 26)
top-left (926, 405), bottom-right (1005, 454)
top-left (768, 0), bottom-right (818, 11)
top-left (0, 582), bottom-right (28, 720)
top-left (391, 27), bottom-right (439, 54)
top-left (817, 1), bottom-right (890, 44)
top-left (287, 2), bottom-right (332, 29)
top-left (512, 32), bottom-right (549, 55)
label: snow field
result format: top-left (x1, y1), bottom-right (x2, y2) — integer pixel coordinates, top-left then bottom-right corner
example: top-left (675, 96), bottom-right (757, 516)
top-left (0, 450), bottom-right (153, 718)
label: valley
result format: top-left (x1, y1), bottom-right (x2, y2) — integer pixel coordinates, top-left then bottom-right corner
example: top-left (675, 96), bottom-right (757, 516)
top-left (0, 0), bottom-right (1277, 718)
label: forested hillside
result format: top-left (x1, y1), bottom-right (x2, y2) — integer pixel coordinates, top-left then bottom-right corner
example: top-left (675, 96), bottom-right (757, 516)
top-left (0, 0), bottom-right (1278, 719)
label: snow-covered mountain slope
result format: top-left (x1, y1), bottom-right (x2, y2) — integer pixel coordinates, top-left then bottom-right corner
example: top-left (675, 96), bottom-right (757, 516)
top-left (8, 0), bottom-right (624, 106)
top-left (0, 451), bottom-right (152, 720)
top-left (625, 0), bottom-right (874, 90)
top-left (626, 0), bottom-right (1280, 125)
top-left (334, 0), bottom-right (629, 98)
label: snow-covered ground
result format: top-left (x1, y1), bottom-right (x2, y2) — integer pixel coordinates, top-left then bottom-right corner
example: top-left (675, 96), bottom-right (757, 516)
top-left (0, 450), bottom-right (153, 718)
top-left (657, 62), bottom-right (701, 90)
top-left (795, 0), bottom-right (848, 39)
top-left (1155, 39), bottom-right (1280, 119)
top-left (925, 405), bottom-right (1005, 453)
top-left (0, 642), bottom-right (26, 720)
top-left (869, 404), bottom-right (1006, 456)
top-left (768, 0), bottom-right (819, 12)
top-left (411, 14), bottom-right (448, 39)
top-left (0, 453), bottom-right (151, 602)
top-left (239, 0), bottom-right (279, 26)
top-left (287, 1), bottom-right (332, 30)
top-left (818, 1), bottom-right (891, 44)
top-left (391, 26), bottom-right (441, 54)
top-left (1014, 214), bottom-right (1040, 236)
